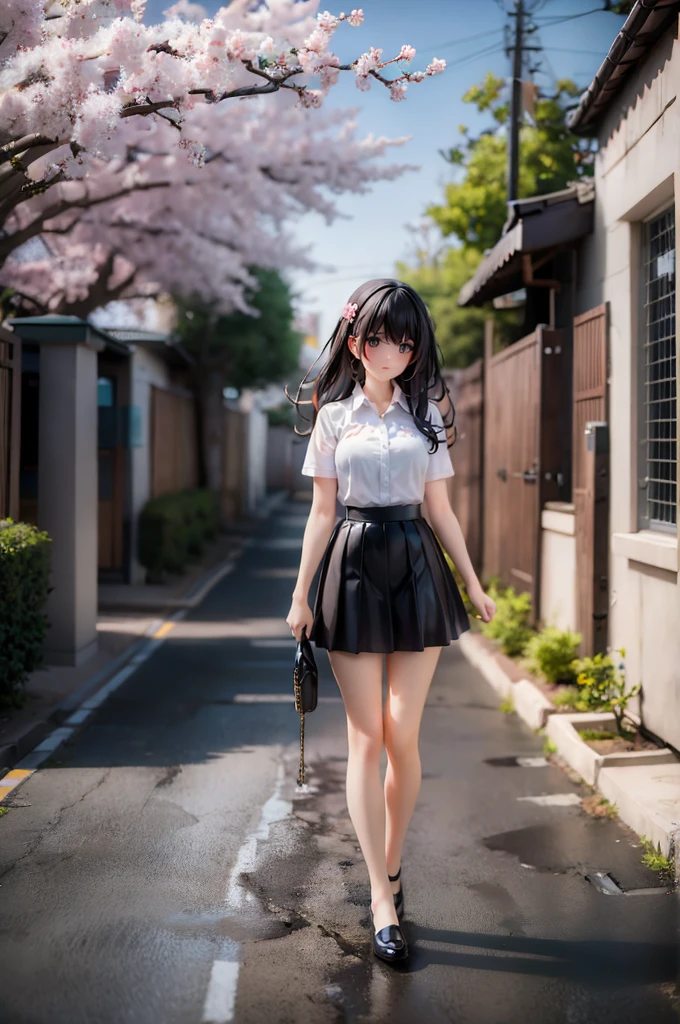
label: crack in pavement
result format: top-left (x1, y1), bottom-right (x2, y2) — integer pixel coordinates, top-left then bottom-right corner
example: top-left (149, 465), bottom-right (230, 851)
top-left (0, 767), bottom-right (112, 880)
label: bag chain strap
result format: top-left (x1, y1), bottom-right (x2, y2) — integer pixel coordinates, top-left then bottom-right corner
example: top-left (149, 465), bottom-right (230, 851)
top-left (294, 663), bottom-right (306, 788)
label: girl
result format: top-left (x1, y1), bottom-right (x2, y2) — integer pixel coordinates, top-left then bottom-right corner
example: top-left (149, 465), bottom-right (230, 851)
top-left (286, 279), bottom-right (496, 966)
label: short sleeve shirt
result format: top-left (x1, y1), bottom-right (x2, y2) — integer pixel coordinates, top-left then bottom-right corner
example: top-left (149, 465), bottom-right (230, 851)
top-left (301, 380), bottom-right (454, 507)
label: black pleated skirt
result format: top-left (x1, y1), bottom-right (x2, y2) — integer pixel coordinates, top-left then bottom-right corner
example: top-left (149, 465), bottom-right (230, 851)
top-left (309, 504), bottom-right (470, 654)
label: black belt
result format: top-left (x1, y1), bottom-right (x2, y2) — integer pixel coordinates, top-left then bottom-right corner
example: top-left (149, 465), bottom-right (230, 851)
top-left (344, 504), bottom-right (422, 522)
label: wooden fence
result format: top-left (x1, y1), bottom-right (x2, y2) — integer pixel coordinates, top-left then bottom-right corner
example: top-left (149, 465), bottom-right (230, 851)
top-left (572, 304), bottom-right (609, 654)
top-left (151, 385), bottom-right (198, 498)
top-left (442, 361), bottom-right (484, 574)
top-left (483, 325), bottom-right (568, 621)
top-left (0, 326), bottom-right (21, 520)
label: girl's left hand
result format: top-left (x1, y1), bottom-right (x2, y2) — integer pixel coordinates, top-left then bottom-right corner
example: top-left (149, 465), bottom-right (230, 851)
top-left (468, 582), bottom-right (496, 623)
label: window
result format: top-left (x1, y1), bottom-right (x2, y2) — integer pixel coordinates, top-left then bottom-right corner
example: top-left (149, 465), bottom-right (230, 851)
top-left (640, 207), bottom-right (676, 531)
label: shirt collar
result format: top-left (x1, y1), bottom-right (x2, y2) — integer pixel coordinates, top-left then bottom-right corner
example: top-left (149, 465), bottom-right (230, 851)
top-left (351, 380), bottom-right (411, 414)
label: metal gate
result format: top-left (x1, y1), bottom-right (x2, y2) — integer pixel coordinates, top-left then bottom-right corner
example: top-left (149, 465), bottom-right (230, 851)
top-left (0, 326), bottom-right (21, 520)
top-left (572, 304), bottom-right (608, 654)
top-left (483, 325), bottom-right (567, 620)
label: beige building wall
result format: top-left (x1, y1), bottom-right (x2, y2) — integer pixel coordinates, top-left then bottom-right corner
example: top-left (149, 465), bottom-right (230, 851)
top-left (540, 506), bottom-right (577, 633)
top-left (576, 24), bottom-right (680, 746)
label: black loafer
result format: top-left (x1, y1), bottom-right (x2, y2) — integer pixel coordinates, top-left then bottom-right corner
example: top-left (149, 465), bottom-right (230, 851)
top-left (371, 917), bottom-right (409, 964)
top-left (389, 866), bottom-right (404, 919)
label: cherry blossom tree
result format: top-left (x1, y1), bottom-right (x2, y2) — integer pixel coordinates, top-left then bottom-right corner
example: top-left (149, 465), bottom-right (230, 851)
top-left (0, 0), bottom-right (446, 228)
top-left (1, 97), bottom-right (417, 316)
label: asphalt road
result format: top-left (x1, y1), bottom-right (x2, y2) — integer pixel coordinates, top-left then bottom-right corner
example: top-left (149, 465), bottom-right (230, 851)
top-left (0, 497), bottom-right (678, 1024)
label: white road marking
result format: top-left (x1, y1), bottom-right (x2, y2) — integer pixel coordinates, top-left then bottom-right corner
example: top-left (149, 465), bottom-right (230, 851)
top-left (516, 756), bottom-right (550, 768)
top-left (224, 759), bottom-right (292, 911)
top-left (250, 639), bottom-right (297, 647)
top-left (64, 709), bottom-right (92, 726)
top-left (202, 758), bottom-right (294, 1022)
top-left (232, 694), bottom-right (342, 704)
top-left (202, 960), bottom-right (240, 1024)
top-left (517, 793), bottom-right (582, 807)
top-left (32, 728), bottom-right (74, 753)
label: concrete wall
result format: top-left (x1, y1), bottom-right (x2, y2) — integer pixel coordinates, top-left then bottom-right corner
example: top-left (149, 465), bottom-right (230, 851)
top-left (128, 346), bottom-right (173, 583)
top-left (245, 404), bottom-right (268, 511)
top-left (576, 23), bottom-right (680, 747)
top-left (267, 426), bottom-right (294, 491)
top-left (540, 506), bottom-right (577, 632)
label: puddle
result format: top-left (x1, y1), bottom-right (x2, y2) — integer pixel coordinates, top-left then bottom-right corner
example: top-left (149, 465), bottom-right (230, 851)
top-left (485, 755), bottom-right (549, 768)
top-left (483, 822), bottom-right (672, 891)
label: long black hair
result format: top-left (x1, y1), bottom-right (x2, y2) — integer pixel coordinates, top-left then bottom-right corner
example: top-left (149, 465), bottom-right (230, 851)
top-left (285, 278), bottom-right (456, 453)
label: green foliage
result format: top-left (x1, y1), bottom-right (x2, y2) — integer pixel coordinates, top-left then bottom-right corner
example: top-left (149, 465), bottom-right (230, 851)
top-left (429, 73), bottom-right (595, 252)
top-left (571, 649), bottom-right (640, 737)
top-left (551, 686), bottom-right (581, 709)
top-left (396, 246), bottom-right (518, 369)
top-left (639, 835), bottom-right (674, 882)
top-left (579, 729), bottom-right (620, 742)
top-left (542, 737), bottom-right (557, 755)
top-left (499, 696), bottom-right (515, 715)
top-left (481, 583), bottom-right (533, 657)
top-left (175, 267), bottom-right (303, 390)
top-left (396, 72), bottom-right (593, 369)
top-left (0, 520), bottom-right (52, 706)
top-left (266, 403), bottom-right (295, 429)
top-left (0, 806), bottom-right (9, 817)
top-left (138, 490), bottom-right (219, 576)
top-left (524, 626), bottom-right (582, 684)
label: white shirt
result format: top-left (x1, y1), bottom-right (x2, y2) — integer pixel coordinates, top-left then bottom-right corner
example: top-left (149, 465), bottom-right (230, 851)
top-left (301, 380), bottom-right (455, 507)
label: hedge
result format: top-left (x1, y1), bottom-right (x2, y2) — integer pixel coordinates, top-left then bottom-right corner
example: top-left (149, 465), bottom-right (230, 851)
top-left (0, 520), bottom-right (52, 707)
top-left (138, 489), bottom-right (220, 575)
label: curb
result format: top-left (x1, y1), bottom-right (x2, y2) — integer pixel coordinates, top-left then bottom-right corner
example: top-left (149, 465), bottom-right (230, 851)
top-left (458, 631), bottom-right (554, 728)
top-left (0, 489), bottom-right (290, 801)
top-left (458, 630), bottom-right (680, 860)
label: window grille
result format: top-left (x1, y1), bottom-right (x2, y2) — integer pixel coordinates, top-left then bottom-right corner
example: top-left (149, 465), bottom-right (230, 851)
top-left (641, 207), bottom-right (676, 530)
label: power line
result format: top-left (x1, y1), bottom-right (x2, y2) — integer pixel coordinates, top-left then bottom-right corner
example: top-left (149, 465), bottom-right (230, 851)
top-left (417, 28), bottom-right (504, 57)
top-left (535, 7), bottom-right (614, 26)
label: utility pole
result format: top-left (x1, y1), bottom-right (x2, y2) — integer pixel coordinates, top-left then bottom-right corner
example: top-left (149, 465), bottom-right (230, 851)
top-left (507, 0), bottom-right (525, 202)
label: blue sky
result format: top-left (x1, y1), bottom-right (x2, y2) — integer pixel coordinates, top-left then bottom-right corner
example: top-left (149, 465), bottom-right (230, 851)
top-left (145, 0), bottom-right (627, 344)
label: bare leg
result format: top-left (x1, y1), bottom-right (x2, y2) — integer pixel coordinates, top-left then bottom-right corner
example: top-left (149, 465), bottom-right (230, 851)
top-left (383, 647), bottom-right (443, 890)
top-left (328, 650), bottom-right (398, 934)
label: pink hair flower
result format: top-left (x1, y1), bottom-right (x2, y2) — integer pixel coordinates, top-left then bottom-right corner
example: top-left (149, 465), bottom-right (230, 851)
top-left (341, 301), bottom-right (358, 323)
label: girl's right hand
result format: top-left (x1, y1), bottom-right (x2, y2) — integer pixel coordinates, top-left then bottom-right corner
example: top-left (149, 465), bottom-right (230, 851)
top-left (287, 596), bottom-right (314, 642)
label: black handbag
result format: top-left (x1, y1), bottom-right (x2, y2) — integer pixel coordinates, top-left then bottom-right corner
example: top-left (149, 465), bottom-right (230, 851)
top-left (293, 625), bottom-right (318, 788)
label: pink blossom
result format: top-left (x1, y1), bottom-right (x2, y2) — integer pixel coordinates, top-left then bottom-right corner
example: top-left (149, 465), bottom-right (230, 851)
top-left (398, 45), bottom-right (416, 62)
top-left (354, 73), bottom-right (370, 92)
top-left (408, 70), bottom-right (425, 83)
top-left (342, 302), bottom-right (358, 323)
top-left (317, 11), bottom-right (340, 32)
top-left (390, 82), bottom-right (407, 102)
top-left (298, 48), bottom-right (323, 75)
top-left (303, 27), bottom-right (330, 55)
top-left (354, 46), bottom-right (382, 77)
top-left (298, 88), bottom-right (323, 109)
top-left (426, 58), bottom-right (446, 76)
top-left (347, 9), bottom-right (364, 27)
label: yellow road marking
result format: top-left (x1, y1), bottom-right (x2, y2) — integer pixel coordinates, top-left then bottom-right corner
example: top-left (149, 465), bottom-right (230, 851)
top-left (0, 768), bottom-right (35, 801)
top-left (0, 769), bottom-right (34, 785)
top-left (154, 621), bottom-right (176, 639)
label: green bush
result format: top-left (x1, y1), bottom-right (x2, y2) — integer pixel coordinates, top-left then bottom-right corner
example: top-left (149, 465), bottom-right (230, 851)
top-left (524, 626), bottom-right (582, 684)
top-left (138, 489), bottom-right (220, 575)
top-left (572, 648), bottom-right (639, 736)
top-left (0, 520), bottom-right (51, 706)
top-left (481, 584), bottom-right (533, 657)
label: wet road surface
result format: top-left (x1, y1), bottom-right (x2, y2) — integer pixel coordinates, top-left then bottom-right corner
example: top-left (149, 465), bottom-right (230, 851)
top-left (0, 497), bottom-right (678, 1024)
